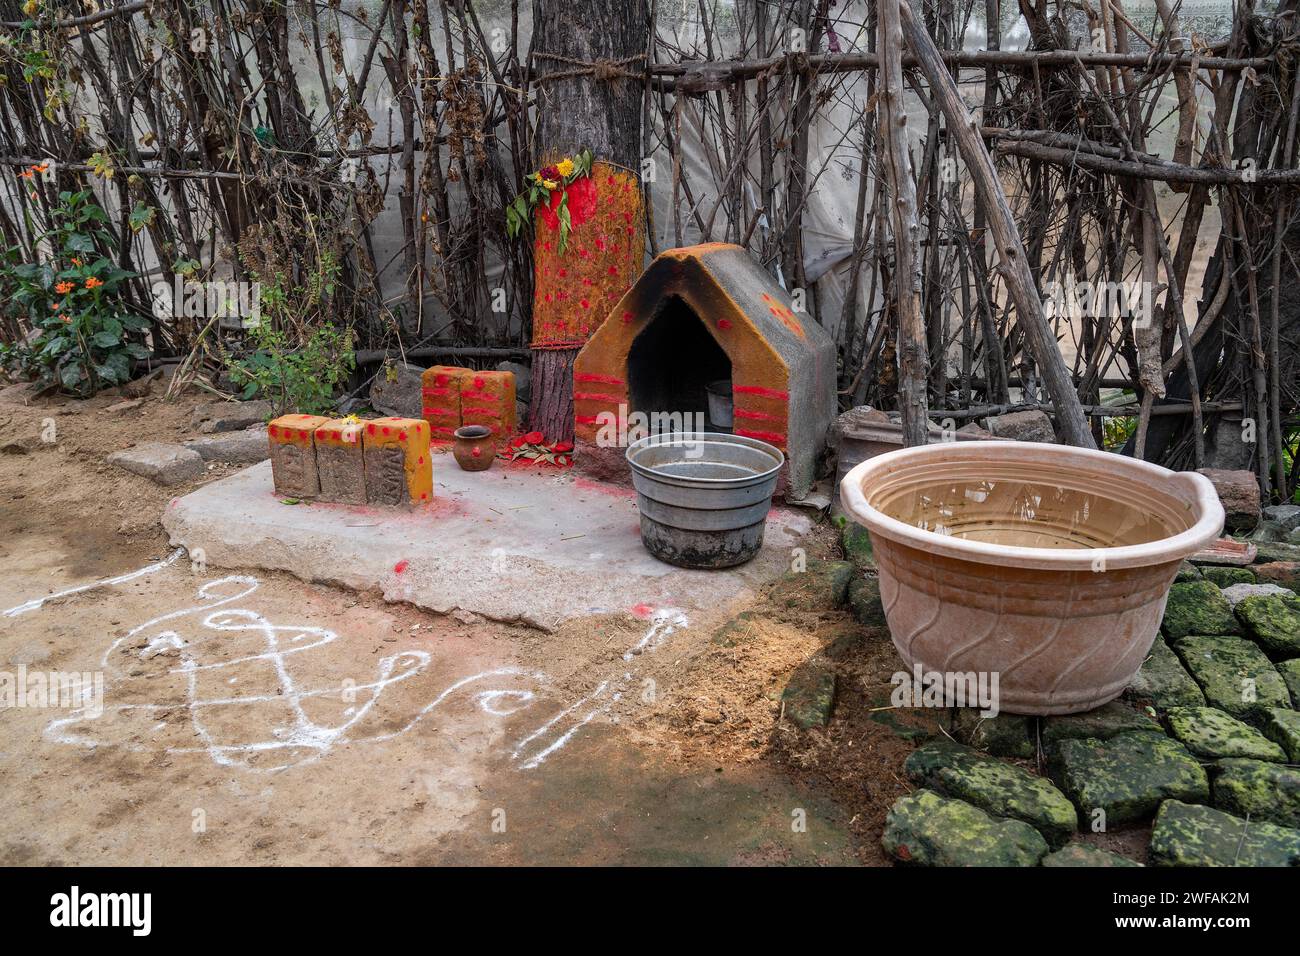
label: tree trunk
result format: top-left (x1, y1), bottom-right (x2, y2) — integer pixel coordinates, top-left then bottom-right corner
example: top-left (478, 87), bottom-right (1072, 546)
top-left (528, 0), bottom-right (647, 442)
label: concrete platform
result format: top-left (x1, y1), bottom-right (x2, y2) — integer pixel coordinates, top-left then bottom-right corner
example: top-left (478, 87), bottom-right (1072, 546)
top-left (161, 459), bottom-right (813, 630)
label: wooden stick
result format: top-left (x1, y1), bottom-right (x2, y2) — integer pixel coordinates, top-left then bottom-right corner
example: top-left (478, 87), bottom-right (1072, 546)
top-left (878, 0), bottom-right (928, 447)
top-left (897, 1), bottom-right (1096, 448)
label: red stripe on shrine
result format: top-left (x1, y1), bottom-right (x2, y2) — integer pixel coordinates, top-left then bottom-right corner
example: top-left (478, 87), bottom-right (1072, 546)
top-left (573, 391), bottom-right (623, 403)
top-left (575, 372), bottom-right (626, 386)
top-left (576, 415), bottom-right (600, 425)
top-left (732, 384), bottom-right (789, 400)
top-left (734, 408), bottom-right (785, 423)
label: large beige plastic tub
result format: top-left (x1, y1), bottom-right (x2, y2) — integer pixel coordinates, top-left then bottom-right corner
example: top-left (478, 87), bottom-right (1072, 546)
top-left (840, 441), bottom-right (1224, 715)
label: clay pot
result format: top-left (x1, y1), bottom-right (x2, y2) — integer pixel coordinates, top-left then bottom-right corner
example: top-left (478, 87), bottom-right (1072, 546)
top-left (840, 441), bottom-right (1224, 715)
top-left (452, 425), bottom-right (495, 472)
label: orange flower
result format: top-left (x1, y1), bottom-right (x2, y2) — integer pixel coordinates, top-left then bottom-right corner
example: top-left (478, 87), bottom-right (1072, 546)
top-left (20, 168), bottom-right (33, 180)
top-left (59, 314), bottom-right (71, 324)
top-left (84, 276), bottom-right (103, 290)
top-left (54, 281), bottom-right (74, 294)
top-left (71, 257), bottom-right (82, 267)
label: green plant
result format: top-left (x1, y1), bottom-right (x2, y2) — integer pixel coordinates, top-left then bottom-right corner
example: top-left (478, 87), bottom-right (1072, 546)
top-left (1, 188), bottom-right (148, 394)
top-left (226, 320), bottom-right (355, 416)
top-left (1102, 415), bottom-right (1137, 451)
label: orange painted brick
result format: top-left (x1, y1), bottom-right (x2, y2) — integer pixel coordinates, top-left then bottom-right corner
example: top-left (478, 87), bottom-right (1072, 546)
top-left (267, 414), bottom-right (330, 498)
top-left (459, 370), bottom-right (516, 438)
top-left (421, 365), bottom-right (470, 441)
top-left (313, 418), bottom-right (367, 505)
top-left (363, 417), bottom-right (433, 505)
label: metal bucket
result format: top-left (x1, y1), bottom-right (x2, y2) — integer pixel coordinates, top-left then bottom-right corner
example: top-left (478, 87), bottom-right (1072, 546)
top-left (705, 379), bottom-right (734, 429)
top-left (626, 431), bottom-right (785, 569)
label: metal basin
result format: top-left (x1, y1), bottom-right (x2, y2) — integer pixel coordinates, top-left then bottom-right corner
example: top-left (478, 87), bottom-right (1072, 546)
top-left (626, 431), bottom-right (784, 569)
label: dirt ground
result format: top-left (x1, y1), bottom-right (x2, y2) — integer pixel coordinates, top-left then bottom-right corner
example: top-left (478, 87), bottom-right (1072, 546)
top-left (0, 382), bottom-right (949, 865)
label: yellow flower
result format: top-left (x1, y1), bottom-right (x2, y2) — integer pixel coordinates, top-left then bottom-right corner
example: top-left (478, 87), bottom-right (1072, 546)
top-left (22, 0), bottom-right (39, 16)
top-left (556, 158), bottom-right (574, 178)
top-left (542, 179), bottom-right (558, 190)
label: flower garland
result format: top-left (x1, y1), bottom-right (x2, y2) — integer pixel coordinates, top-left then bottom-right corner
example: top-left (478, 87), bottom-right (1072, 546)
top-left (504, 149), bottom-right (594, 253)
top-left (502, 431), bottom-right (573, 467)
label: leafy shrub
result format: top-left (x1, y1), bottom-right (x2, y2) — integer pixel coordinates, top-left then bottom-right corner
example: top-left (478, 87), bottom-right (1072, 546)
top-left (1, 189), bottom-right (149, 394)
top-left (226, 321), bottom-right (355, 416)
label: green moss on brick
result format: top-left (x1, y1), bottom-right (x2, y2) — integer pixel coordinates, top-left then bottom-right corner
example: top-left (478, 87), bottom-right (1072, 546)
top-left (1203, 566), bottom-right (1256, 587)
top-left (840, 521), bottom-right (876, 571)
top-left (1234, 593), bottom-right (1300, 657)
top-left (1172, 634), bottom-right (1291, 720)
top-left (881, 789), bottom-right (1049, 866)
top-left (1164, 706), bottom-right (1286, 761)
top-left (1041, 844), bottom-right (1142, 867)
top-left (1126, 638), bottom-right (1206, 711)
top-left (1161, 581), bottom-right (1241, 641)
top-left (1212, 758), bottom-right (1300, 828)
top-left (904, 740), bottom-right (1076, 847)
top-left (1150, 799), bottom-right (1300, 866)
top-left (1048, 731), bottom-right (1209, 825)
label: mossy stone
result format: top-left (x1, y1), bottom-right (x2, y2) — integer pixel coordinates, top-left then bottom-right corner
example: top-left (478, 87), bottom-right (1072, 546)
top-left (1278, 659), bottom-right (1300, 707)
top-left (1041, 844), bottom-right (1142, 867)
top-left (904, 740), bottom-right (1077, 847)
top-left (770, 559), bottom-right (854, 611)
top-left (1164, 706), bottom-right (1286, 761)
top-left (1174, 563), bottom-right (1202, 583)
top-left (1161, 581), bottom-right (1242, 641)
top-left (1212, 758), bottom-right (1300, 828)
top-left (881, 789), bottom-right (1049, 866)
top-left (1234, 593), bottom-right (1300, 657)
top-left (840, 521), bottom-right (876, 571)
top-left (1048, 731), bottom-right (1209, 825)
top-left (1173, 634), bottom-right (1291, 720)
top-left (1041, 700), bottom-right (1163, 745)
top-left (1253, 541), bottom-right (1300, 564)
top-left (1125, 638), bottom-right (1206, 710)
top-left (847, 576), bottom-right (887, 628)
top-left (1150, 799), bottom-right (1300, 866)
top-left (949, 708), bottom-right (1036, 759)
top-left (780, 658), bottom-right (836, 729)
top-left (1202, 566), bottom-right (1257, 587)
top-left (1261, 708), bottom-right (1300, 762)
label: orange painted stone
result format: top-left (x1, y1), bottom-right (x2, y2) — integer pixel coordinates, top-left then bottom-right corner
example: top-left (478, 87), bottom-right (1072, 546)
top-left (531, 162), bottom-right (646, 349)
top-left (459, 369), bottom-right (516, 439)
top-left (313, 418), bottom-right (366, 505)
top-left (363, 417), bottom-right (433, 505)
top-left (420, 365), bottom-right (470, 442)
top-left (267, 414), bottom-right (330, 498)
